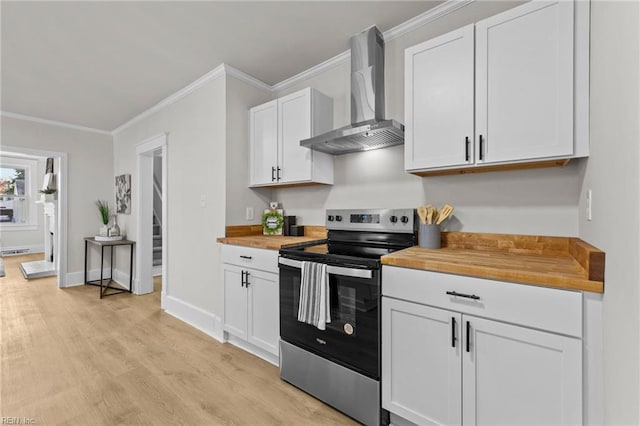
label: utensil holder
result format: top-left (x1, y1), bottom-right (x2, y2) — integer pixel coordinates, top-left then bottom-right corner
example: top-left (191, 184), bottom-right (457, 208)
top-left (419, 224), bottom-right (441, 249)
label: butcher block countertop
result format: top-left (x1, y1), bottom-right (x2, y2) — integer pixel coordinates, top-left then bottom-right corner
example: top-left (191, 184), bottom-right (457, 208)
top-left (381, 232), bottom-right (605, 293)
top-left (217, 224), bottom-right (327, 251)
top-left (217, 235), bottom-right (324, 251)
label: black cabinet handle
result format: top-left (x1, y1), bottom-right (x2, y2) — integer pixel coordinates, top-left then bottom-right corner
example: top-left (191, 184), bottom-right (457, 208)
top-left (446, 291), bottom-right (481, 300)
top-left (241, 270), bottom-right (246, 287)
top-left (466, 321), bottom-right (471, 353)
top-left (451, 317), bottom-right (457, 348)
top-left (240, 255), bottom-right (253, 260)
top-left (271, 167), bottom-right (276, 182)
top-left (276, 167), bottom-right (281, 181)
top-left (479, 135), bottom-right (484, 161)
top-left (245, 271), bottom-right (250, 287)
top-left (465, 137), bottom-right (470, 162)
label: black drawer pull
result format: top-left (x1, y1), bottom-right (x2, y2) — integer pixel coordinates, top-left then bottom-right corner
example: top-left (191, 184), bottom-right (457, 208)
top-left (271, 167), bottom-right (276, 181)
top-left (241, 270), bottom-right (246, 287)
top-left (465, 137), bottom-right (470, 162)
top-left (479, 135), bottom-right (484, 161)
top-left (240, 255), bottom-right (253, 260)
top-left (276, 167), bottom-right (281, 181)
top-left (446, 291), bottom-right (480, 300)
top-left (466, 321), bottom-right (471, 353)
top-left (451, 317), bottom-right (457, 348)
top-left (244, 271), bottom-right (251, 287)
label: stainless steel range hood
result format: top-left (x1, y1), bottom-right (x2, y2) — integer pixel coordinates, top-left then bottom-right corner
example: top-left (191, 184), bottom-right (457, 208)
top-left (301, 26), bottom-right (404, 155)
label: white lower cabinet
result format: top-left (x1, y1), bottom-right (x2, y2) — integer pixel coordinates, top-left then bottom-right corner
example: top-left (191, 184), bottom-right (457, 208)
top-left (222, 246), bottom-right (279, 361)
top-left (382, 266), bottom-right (582, 426)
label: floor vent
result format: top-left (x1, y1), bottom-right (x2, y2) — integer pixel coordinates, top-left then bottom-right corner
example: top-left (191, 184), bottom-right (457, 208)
top-left (1, 248), bottom-right (31, 256)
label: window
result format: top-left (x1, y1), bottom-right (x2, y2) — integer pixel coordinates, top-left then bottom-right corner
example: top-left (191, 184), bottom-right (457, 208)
top-left (0, 156), bottom-right (39, 229)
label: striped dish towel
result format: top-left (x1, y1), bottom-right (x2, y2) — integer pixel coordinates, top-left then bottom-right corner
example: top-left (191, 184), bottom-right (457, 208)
top-left (297, 261), bottom-right (331, 330)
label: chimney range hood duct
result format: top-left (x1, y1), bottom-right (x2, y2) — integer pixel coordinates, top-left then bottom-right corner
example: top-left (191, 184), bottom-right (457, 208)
top-left (300, 26), bottom-right (404, 155)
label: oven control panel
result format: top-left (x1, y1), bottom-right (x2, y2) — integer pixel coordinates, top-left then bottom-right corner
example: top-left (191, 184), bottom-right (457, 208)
top-left (326, 209), bottom-right (415, 232)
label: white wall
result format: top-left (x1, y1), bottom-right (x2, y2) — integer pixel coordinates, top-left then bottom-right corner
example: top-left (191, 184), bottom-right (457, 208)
top-left (225, 75), bottom-right (273, 225)
top-left (0, 116), bottom-right (114, 279)
top-left (579, 2), bottom-right (640, 424)
top-left (113, 75), bottom-right (227, 328)
top-left (272, 0), bottom-right (581, 237)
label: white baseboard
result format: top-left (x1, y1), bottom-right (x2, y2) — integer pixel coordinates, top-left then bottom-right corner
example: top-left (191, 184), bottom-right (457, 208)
top-left (0, 244), bottom-right (44, 256)
top-left (64, 268), bottom-right (132, 289)
top-left (225, 333), bottom-right (279, 367)
top-left (164, 295), bottom-right (224, 342)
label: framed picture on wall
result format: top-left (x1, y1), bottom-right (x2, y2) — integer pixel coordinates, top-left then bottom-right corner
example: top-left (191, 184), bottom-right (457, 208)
top-left (115, 174), bottom-right (131, 214)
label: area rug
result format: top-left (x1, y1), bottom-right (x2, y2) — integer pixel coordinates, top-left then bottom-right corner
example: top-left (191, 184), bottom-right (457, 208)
top-left (19, 260), bottom-right (56, 279)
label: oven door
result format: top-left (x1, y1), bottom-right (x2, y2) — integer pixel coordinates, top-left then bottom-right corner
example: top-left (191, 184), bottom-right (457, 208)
top-left (278, 257), bottom-right (380, 379)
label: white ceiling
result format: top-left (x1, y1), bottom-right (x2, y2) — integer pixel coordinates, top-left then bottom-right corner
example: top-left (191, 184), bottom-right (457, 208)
top-left (1, 1), bottom-right (442, 132)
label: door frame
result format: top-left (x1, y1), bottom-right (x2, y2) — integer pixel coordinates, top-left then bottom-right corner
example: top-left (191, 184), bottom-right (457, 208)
top-left (0, 145), bottom-right (68, 287)
top-left (135, 133), bottom-right (167, 306)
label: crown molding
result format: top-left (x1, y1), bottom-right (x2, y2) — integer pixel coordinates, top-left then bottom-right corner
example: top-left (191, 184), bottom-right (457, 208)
top-left (112, 64), bottom-right (227, 135)
top-left (383, 0), bottom-right (475, 42)
top-left (223, 64), bottom-right (272, 92)
top-left (271, 50), bottom-right (351, 93)
top-left (0, 111), bottom-right (112, 135)
top-left (270, 0), bottom-right (474, 93)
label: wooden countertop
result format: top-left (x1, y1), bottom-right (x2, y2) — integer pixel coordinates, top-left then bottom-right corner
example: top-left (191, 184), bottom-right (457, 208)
top-left (216, 235), bottom-right (325, 251)
top-left (218, 224), bottom-right (327, 250)
top-left (381, 232), bottom-right (605, 293)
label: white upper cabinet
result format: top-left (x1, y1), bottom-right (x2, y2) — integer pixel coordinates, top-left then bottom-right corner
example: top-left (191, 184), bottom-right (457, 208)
top-left (249, 87), bottom-right (334, 187)
top-left (405, 24), bottom-right (475, 170)
top-left (405, 0), bottom-right (589, 174)
top-left (249, 100), bottom-right (278, 186)
top-left (475, 0), bottom-right (574, 164)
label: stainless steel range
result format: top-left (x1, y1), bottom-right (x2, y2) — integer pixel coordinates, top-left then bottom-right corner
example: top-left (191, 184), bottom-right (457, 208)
top-left (278, 209), bottom-right (416, 425)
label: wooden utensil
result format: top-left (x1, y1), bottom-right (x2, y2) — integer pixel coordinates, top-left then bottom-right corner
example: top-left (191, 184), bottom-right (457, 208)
top-left (427, 204), bottom-right (438, 225)
top-left (425, 205), bottom-right (435, 224)
top-left (436, 204), bottom-right (454, 225)
top-left (417, 206), bottom-right (428, 225)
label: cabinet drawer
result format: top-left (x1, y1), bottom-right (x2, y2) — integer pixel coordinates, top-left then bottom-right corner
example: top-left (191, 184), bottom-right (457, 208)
top-left (221, 245), bottom-right (278, 274)
top-left (382, 266), bottom-right (582, 338)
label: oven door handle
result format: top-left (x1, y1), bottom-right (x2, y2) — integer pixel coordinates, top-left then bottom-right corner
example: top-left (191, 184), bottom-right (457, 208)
top-left (278, 257), bottom-right (373, 279)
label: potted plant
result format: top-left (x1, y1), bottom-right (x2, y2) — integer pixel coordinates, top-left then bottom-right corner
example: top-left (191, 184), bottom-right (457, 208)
top-left (96, 200), bottom-right (111, 236)
top-left (39, 187), bottom-right (57, 202)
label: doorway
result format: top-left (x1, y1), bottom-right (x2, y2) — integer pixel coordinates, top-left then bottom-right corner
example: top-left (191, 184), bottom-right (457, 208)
top-left (0, 145), bottom-right (67, 287)
top-left (135, 133), bottom-right (167, 307)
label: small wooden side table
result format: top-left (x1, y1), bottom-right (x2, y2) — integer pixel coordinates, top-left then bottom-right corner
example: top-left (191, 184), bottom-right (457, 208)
top-left (84, 237), bottom-right (135, 298)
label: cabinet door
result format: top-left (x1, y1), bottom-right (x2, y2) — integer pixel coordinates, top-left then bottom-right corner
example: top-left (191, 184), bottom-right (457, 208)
top-left (223, 264), bottom-right (247, 339)
top-left (405, 24), bottom-right (475, 170)
top-left (462, 316), bottom-right (582, 426)
top-left (382, 297), bottom-right (462, 426)
top-left (246, 269), bottom-right (279, 356)
top-left (475, 1), bottom-right (574, 164)
top-left (249, 100), bottom-right (278, 186)
top-left (278, 88), bottom-right (312, 183)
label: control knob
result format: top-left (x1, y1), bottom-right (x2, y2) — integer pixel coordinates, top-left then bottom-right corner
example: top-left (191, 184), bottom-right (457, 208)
top-left (400, 215), bottom-right (409, 224)
top-left (389, 215), bottom-right (398, 223)
top-left (327, 215), bottom-right (335, 222)
top-left (335, 215), bottom-right (342, 222)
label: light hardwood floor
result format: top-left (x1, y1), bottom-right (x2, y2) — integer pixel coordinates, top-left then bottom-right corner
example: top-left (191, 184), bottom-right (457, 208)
top-left (1, 254), bottom-right (355, 425)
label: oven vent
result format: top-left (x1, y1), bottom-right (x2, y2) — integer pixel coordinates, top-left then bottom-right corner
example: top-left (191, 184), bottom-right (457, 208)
top-left (1, 248), bottom-right (31, 256)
